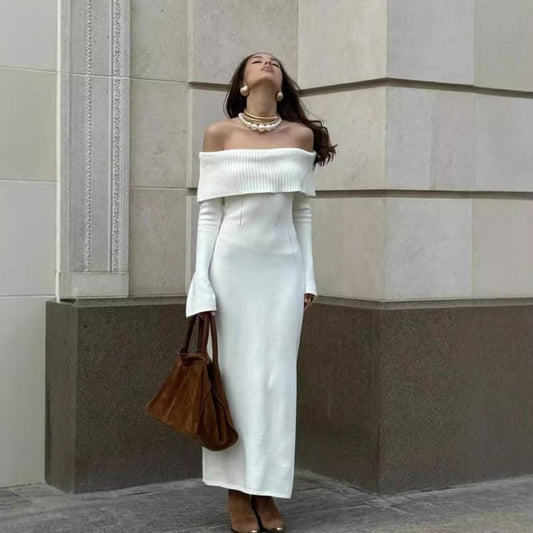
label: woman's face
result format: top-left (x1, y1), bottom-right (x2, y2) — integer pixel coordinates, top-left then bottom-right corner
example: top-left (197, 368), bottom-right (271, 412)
top-left (243, 53), bottom-right (282, 90)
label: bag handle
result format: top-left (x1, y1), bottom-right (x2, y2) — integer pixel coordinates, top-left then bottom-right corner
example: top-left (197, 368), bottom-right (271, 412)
top-left (180, 314), bottom-right (208, 353)
top-left (180, 313), bottom-right (218, 365)
top-left (208, 313), bottom-right (218, 365)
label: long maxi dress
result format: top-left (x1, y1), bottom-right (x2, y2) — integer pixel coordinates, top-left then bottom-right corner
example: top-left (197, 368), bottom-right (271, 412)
top-left (185, 147), bottom-right (318, 499)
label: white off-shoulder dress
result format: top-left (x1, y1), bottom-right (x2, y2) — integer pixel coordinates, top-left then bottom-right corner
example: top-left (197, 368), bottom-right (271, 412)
top-left (185, 147), bottom-right (318, 498)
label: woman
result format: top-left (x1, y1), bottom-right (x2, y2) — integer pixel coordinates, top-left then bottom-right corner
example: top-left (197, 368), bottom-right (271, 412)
top-left (185, 52), bottom-right (336, 533)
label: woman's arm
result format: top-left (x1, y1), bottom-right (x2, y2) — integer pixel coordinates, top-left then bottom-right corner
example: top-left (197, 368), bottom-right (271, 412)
top-left (293, 193), bottom-right (318, 300)
top-left (185, 124), bottom-right (226, 317)
top-left (185, 197), bottom-right (223, 317)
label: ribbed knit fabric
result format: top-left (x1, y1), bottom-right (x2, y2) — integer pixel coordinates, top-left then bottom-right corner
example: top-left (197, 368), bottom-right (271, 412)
top-left (185, 147), bottom-right (318, 498)
top-left (197, 147), bottom-right (316, 202)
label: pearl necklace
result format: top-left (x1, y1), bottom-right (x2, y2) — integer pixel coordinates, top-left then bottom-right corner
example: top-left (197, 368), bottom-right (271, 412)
top-left (238, 111), bottom-right (282, 132)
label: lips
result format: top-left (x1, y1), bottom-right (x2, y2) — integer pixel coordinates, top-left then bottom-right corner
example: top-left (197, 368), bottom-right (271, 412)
top-left (262, 67), bottom-right (273, 71)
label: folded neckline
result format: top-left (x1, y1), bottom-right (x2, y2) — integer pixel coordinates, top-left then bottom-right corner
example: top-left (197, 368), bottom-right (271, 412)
top-left (199, 147), bottom-right (316, 156)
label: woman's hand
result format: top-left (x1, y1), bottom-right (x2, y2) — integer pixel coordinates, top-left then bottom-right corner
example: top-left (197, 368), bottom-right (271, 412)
top-left (304, 293), bottom-right (315, 312)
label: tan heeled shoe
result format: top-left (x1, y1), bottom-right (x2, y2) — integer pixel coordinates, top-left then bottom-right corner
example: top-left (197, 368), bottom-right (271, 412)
top-left (251, 494), bottom-right (286, 532)
top-left (227, 490), bottom-right (261, 533)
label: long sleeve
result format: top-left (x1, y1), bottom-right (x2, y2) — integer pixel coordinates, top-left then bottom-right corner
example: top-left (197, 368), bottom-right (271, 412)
top-left (292, 193), bottom-right (318, 298)
top-left (185, 197), bottom-right (223, 317)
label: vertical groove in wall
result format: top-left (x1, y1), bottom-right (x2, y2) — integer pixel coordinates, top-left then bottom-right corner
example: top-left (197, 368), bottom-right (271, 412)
top-left (111, 0), bottom-right (124, 273)
top-left (83, 0), bottom-right (93, 272)
top-left (471, 0), bottom-right (477, 298)
top-left (429, 89), bottom-right (436, 191)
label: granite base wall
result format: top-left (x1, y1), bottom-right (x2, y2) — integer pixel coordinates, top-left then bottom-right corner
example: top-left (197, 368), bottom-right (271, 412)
top-left (45, 298), bottom-right (533, 494)
top-left (297, 299), bottom-right (533, 495)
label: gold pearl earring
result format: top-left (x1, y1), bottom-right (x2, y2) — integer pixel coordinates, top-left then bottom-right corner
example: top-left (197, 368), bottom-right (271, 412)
top-left (240, 84), bottom-right (249, 96)
top-left (275, 90), bottom-right (283, 102)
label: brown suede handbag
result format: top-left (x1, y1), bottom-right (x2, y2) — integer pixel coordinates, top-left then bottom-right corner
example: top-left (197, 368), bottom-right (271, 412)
top-left (145, 313), bottom-right (239, 451)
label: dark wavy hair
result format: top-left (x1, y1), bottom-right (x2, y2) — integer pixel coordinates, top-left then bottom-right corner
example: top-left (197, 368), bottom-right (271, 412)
top-left (223, 52), bottom-right (337, 167)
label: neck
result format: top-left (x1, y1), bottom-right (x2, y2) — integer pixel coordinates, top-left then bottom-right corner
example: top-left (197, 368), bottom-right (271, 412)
top-left (245, 85), bottom-right (278, 118)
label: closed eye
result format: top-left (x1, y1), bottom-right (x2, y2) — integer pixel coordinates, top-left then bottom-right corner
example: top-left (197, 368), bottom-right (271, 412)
top-left (253, 60), bottom-right (279, 67)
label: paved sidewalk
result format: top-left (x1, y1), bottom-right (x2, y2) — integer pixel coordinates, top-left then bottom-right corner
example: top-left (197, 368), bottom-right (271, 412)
top-left (1, 469), bottom-right (533, 532)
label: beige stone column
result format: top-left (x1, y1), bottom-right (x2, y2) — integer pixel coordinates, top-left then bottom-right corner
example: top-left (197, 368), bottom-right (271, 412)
top-left (57, 0), bottom-right (130, 298)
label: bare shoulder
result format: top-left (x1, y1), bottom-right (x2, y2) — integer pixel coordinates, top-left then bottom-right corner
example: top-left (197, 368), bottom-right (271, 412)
top-left (202, 119), bottom-right (234, 152)
top-left (287, 121), bottom-right (314, 151)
